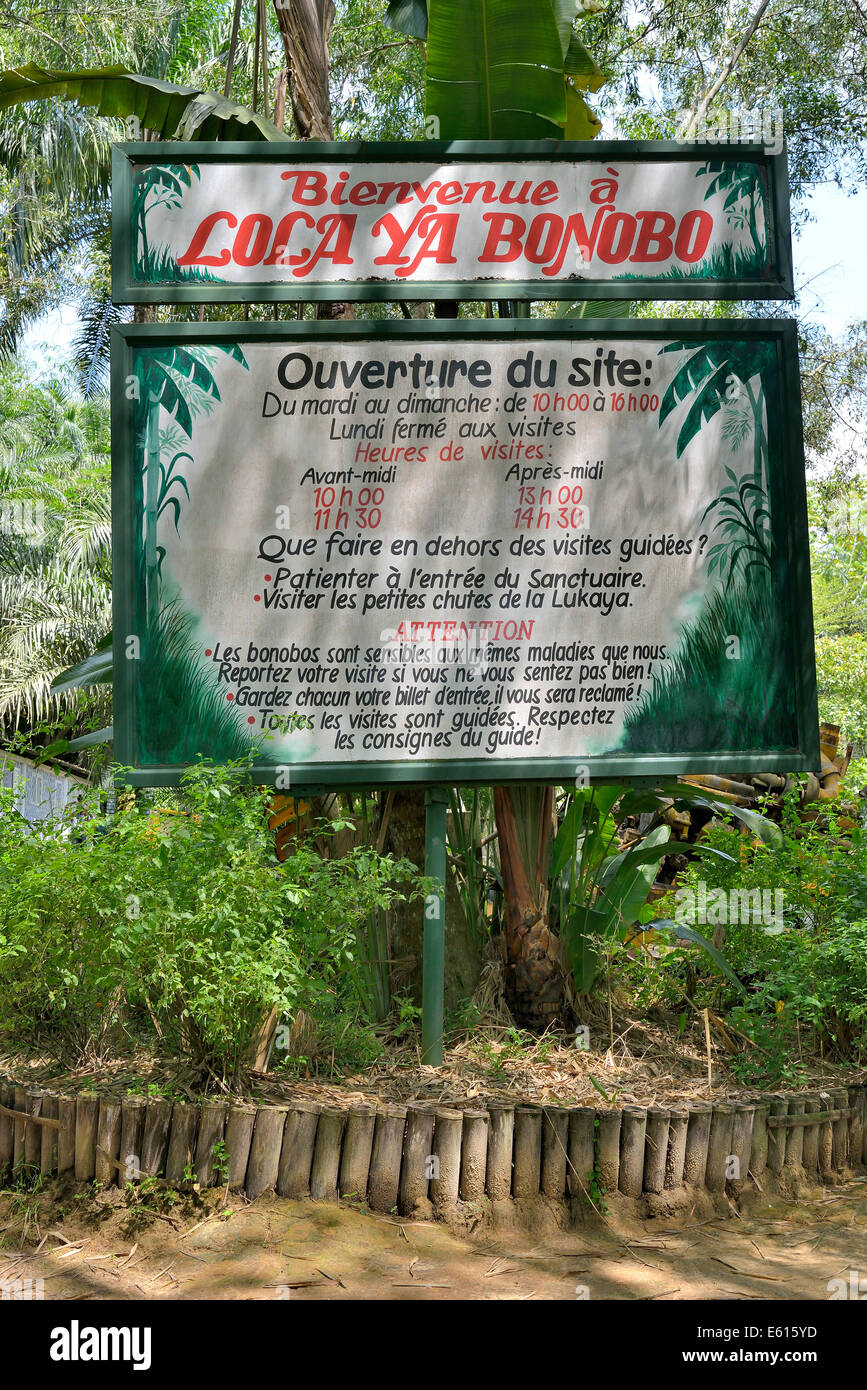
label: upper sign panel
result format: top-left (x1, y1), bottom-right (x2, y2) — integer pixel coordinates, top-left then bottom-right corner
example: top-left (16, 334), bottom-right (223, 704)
top-left (112, 141), bottom-right (794, 303)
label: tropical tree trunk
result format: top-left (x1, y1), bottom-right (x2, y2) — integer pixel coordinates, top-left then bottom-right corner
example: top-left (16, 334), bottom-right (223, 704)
top-left (272, 0), bottom-right (335, 140)
top-left (493, 785), bottom-right (568, 1031)
top-left (745, 379), bottom-right (766, 489)
top-left (272, 3), bottom-right (351, 323)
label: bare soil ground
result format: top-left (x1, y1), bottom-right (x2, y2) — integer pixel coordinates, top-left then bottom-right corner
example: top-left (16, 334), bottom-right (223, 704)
top-left (2, 1177), bottom-right (865, 1302)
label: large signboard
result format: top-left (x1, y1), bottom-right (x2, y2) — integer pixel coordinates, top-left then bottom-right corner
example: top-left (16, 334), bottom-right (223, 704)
top-left (111, 320), bottom-right (817, 787)
top-left (112, 141), bottom-right (794, 304)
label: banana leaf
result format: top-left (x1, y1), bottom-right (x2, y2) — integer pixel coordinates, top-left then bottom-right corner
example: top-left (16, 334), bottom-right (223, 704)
top-left (565, 34), bottom-right (604, 89)
top-left (550, 0), bottom-right (579, 57)
top-left (51, 632), bottom-right (113, 694)
top-left (594, 824), bottom-right (672, 939)
top-left (0, 65), bottom-right (286, 141)
top-left (597, 838), bottom-right (736, 887)
top-left (561, 903), bottom-right (608, 994)
top-left (551, 784), bottom-right (620, 879)
top-left (556, 804), bottom-right (664, 995)
top-left (564, 79), bottom-right (602, 138)
top-left (385, 0), bottom-right (429, 37)
top-left (549, 1), bottom-right (604, 88)
top-left (684, 797), bottom-right (784, 848)
top-left (651, 920), bottom-right (746, 993)
top-left (425, 0), bottom-right (567, 139)
top-left (556, 801), bottom-right (740, 994)
top-left (67, 726), bottom-right (114, 750)
top-left (615, 782), bottom-right (783, 848)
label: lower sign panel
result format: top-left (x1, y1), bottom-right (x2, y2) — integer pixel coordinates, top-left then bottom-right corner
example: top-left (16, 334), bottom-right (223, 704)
top-left (111, 319), bottom-right (818, 786)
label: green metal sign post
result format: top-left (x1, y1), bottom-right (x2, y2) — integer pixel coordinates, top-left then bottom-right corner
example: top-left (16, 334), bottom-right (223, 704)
top-left (422, 787), bottom-right (449, 1066)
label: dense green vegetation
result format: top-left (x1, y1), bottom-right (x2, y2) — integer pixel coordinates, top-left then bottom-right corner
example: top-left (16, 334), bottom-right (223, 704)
top-left (0, 364), bottom-right (110, 732)
top-left (1, 1), bottom-right (867, 1088)
top-left (638, 792), bottom-right (867, 1078)
top-left (0, 757), bottom-right (425, 1082)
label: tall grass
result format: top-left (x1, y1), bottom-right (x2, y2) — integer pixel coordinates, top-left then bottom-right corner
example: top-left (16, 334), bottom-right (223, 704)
top-left (138, 599), bottom-right (250, 764)
top-left (135, 247), bottom-right (223, 284)
top-left (621, 574), bottom-right (798, 753)
top-left (448, 786), bottom-right (497, 946)
top-left (614, 242), bottom-right (767, 283)
top-left (349, 906), bottom-right (392, 1023)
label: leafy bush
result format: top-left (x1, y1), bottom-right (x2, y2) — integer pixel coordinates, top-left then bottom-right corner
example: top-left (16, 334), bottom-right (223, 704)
top-left (0, 783), bottom-right (128, 1063)
top-left (637, 787), bottom-right (867, 1074)
top-left (815, 631), bottom-right (867, 752)
top-left (0, 759), bottom-right (423, 1081)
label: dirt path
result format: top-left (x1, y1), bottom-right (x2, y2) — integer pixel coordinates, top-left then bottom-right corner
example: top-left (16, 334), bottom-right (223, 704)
top-left (2, 1179), bottom-right (865, 1301)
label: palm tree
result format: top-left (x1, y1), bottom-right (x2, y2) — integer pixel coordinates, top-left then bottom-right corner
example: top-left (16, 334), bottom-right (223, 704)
top-left (0, 373), bottom-right (112, 732)
top-left (0, 101), bottom-right (113, 356)
top-left (130, 340), bottom-right (247, 634)
top-left (659, 338), bottom-right (778, 588)
top-left (696, 160), bottom-right (768, 272)
top-left (659, 338), bottom-right (777, 485)
top-left (0, 1), bottom-right (283, 364)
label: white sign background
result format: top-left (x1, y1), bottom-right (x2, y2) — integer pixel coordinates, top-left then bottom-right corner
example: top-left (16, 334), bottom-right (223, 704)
top-left (138, 157), bottom-right (766, 288)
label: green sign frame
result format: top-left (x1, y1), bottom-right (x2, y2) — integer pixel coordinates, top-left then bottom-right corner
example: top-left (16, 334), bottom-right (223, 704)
top-left (112, 317), bottom-right (817, 790)
top-left (111, 140), bottom-right (794, 304)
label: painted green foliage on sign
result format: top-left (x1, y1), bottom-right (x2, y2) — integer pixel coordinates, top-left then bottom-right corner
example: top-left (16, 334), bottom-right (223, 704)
top-left (698, 160), bottom-right (769, 273)
top-left (132, 342), bottom-right (251, 763)
top-left (622, 341), bottom-right (798, 755)
top-left (133, 162), bottom-right (223, 285)
top-left (614, 162), bottom-right (770, 285)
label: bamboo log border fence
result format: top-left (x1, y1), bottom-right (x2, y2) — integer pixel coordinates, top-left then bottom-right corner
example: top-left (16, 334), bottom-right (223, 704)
top-left (1, 1077), bottom-right (864, 1217)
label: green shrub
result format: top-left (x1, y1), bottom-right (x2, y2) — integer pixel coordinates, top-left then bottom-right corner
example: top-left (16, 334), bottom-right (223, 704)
top-left (0, 759), bottom-right (423, 1081)
top-left (0, 784), bottom-right (129, 1063)
top-left (637, 786), bottom-right (867, 1073)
